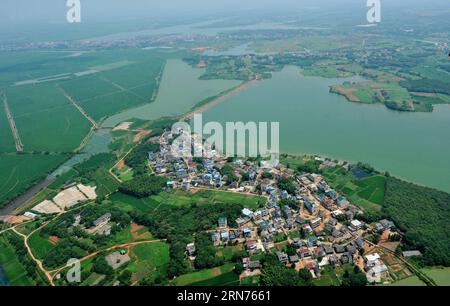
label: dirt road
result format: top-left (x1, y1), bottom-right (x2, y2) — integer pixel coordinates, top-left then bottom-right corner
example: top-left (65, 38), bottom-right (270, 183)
top-left (2, 92), bottom-right (24, 152)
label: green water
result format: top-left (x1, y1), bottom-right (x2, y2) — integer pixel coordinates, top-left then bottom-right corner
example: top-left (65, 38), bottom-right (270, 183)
top-left (202, 66), bottom-right (450, 192)
top-left (102, 59), bottom-right (240, 127)
top-left (50, 128), bottom-right (112, 178)
top-left (0, 265), bottom-right (7, 286)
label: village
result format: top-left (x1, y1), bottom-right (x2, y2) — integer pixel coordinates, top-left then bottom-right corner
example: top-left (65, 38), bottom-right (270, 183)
top-left (147, 129), bottom-right (405, 284)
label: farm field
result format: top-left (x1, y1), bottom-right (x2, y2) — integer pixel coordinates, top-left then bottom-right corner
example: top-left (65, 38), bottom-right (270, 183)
top-left (0, 49), bottom-right (178, 207)
top-left (0, 153), bottom-right (69, 206)
top-left (111, 188), bottom-right (265, 214)
top-left (313, 266), bottom-right (341, 286)
top-left (27, 230), bottom-right (54, 260)
top-left (0, 103), bottom-right (16, 152)
top-left (4, 84), bottom-right (92, 152)
top-left (322, 166), bottom-right (384, 213)
top-left (422, 267), bottom-right (450, 286)
top-left (173, 263), bottom-right (236, 286)
top-left (0, 236), bottom-right (35, 286)
top-left (126, 242), bottom-right (170, 283)
top-left (389, 275), bottom-right (425, 286)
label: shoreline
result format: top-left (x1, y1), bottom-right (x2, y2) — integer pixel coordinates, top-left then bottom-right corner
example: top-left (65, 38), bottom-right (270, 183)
top-left (3, 73), bottom-right (450, 216)
top-left (182, 80), bottom-right (259, 120)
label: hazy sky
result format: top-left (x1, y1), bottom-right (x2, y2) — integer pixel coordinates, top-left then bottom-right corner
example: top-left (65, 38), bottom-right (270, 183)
top-left (1, 0), bottom-right (447, 24)
top-left (0, 0), bottom-right (448, 43)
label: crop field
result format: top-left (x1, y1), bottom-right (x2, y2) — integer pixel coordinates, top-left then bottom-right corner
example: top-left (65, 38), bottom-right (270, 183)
top-left (0, 236), bottom-right (35, 286)
top-left (127, 242), bottom-right (170, 282)
top-left (313, 266), bottom-right (340, 286)
top-left (60, 76), bottom-right (120, 102)
top-left (422, 267), bottom-right (450, 286)
top-left (28, 230), bottom-right (54, 260)
top-left (354, 175), bottom-right (386, 204)
top-left (0, 153), bottom-right (69, 206)
top-left (110, 192), bottom-right (161, 213)
top-left (240, 275), bottom-right (260, 286)
top-left (173, 263), bottom-right (236, 286)
top-left (322, 167), bottom-right (384, 213)
top-left (250, 35), bottom-right (350, 53)
top-left (111, 188), bottom-right (265, 213)
top-left (189, 189), bottom-right (266, 209)
top-left (190, 271), bottom-right (240, 286)
top-left (4, 85), bottom-right (91, 152)
top-left (0, 49), bottom-right (179, 206)
top-left (91, 167), bottom-right (120, 197)
top-left (216, 245), bottom-right (244, 261)
top-left (79, 90), bottom-right (146, 121)
top-left (0, 100), bottom-right (16, 152)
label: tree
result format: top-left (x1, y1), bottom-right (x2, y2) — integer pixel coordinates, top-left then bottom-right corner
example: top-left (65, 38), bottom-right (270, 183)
top-left (260, 255), bottom-right (312, 286)
top-left (234, 263), bottom-right (244, 275)
top-left (341, 265), bottom-right (367, 286)
top-left (298, 269), bottom-right (313, 285)
top-left (118, 270), bottom-right (132, 286)
top-left (92, 256), bottom-right (113, 276)
top-left (277, 177), bottom-right (296, 194)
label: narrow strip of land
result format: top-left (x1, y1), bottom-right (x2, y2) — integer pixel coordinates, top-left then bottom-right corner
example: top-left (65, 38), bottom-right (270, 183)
top-left (59, 87), bottom-right (97, 128)
top-left (182, 80), bottom-right (258, 121)
top-left (2, 92), bottom-right (24, 152)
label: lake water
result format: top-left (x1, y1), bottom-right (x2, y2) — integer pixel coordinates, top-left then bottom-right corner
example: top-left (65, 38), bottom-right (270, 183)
top-left (49, 128), bottom-right (113, 178)
top-left (202, 66), bottom-right (450, 192)
top-left (0, 265), bottom-right (7, 286)
top-left (102, 59), bottom-right (240, 127)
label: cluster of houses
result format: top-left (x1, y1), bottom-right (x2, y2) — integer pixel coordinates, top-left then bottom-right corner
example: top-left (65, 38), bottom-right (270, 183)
top-left (151, 130), bottom-right (400, 282)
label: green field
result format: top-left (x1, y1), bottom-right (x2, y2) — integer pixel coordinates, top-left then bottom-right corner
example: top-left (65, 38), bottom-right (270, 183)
top-left (311, 265), bottom-right (341, 286)
top-left (111, 188), bottom-right (265, 213)
top-left (389, 275), bottom-right (426, 286)
top-left (354, 175), bottom-right (386, 204)
top-left (190, 271), bottom-right (239, 286)
top-left (28, 230), bottom-right (54, 260)
top-left (0, 49), bottom-right (176, 205)
top-left (0, 153), bottom-right (69, 206)
top-left (422, 267), bottom-right (450, 286)
top-left (240, 275), bottom-right (260, 286)
top-left (92, 167), bottom-right (120, 197)
top-left (174, 263), bottom-right (236, 286)
top-left (0, 104), bottom-right (16, 152)
top-left (322, 166), bottom-right (384, 213)
top-left (5, 84), bottom-right (92, 152)
top-left (127, 242), bottom-right (170, 283)
top-left (216, 245), bottom-right (244, 261)
top-left (0, 236), bottom-right (35, 286)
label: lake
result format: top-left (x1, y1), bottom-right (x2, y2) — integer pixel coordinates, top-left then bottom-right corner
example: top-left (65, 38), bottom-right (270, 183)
top-left (202, 66), bottom-right (450, 192)
top-left (50, 128), bottom-right (113, 178)
top-left (0, 265), bottom-right (7, 286)
top-left (102, 59), bottom-right (240, 128)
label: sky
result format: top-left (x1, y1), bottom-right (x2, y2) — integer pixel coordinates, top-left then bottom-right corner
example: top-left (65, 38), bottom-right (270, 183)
top-left (0, 0), bottom-right (448, 42)
top-left (1, 0), bottom-right (447, 24)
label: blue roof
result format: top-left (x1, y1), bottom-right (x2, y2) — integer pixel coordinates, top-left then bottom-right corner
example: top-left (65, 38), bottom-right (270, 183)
top-left (243, 228), bottom-right (252, 234)
top-left (307, 236), bottom-right (318, 243)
